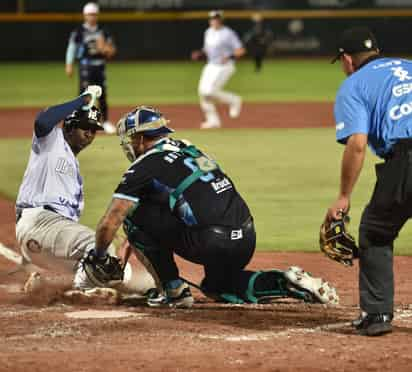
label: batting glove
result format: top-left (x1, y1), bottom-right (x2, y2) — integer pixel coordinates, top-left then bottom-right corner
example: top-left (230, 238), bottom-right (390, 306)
top-left (81, 85), bottom-right (102, 110)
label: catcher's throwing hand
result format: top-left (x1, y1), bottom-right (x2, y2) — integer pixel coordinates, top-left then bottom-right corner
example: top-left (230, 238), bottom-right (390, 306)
top-left (319, 213), bottom-right (359, 266)
top-left (81, 249), bottom-right (124, 287)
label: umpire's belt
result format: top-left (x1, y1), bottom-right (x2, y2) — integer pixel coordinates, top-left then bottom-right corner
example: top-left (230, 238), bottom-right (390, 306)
top-left (204, 216), bottom-right (254, 240)
top-left (384, 138), bottom-right (412, 160)
top-left (15, 205), bottom-right (57, 224)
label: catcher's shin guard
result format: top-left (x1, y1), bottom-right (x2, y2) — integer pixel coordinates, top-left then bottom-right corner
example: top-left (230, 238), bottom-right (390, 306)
top-left (242, 269), bottom-right (339, 304)
top-left (244, 270), bottom-right (307, 303)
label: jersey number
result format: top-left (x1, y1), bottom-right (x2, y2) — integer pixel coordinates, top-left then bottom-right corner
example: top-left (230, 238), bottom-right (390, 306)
top-left (183, 158), bottom-right (215, 182)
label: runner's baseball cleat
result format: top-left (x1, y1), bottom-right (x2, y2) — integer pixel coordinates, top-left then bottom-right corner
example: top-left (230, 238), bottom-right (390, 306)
top-left (283, 266), bottom-right (339, 305)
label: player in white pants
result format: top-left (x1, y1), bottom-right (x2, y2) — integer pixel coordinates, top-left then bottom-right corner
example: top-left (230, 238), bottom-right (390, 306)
top-left (192, 10), bottom-right (245, 129)
top-left (15, 86), bottom-right (116, 290)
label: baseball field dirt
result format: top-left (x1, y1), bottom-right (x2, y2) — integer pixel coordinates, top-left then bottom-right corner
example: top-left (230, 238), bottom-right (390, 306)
top-left (1, 103), bottom-right (412, 372)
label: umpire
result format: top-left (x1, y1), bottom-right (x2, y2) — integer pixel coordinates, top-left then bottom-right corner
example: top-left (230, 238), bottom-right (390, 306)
top-left (326, 27), bottom-right (412, 336)
top-left (65, 2), bottom-right (116, 134)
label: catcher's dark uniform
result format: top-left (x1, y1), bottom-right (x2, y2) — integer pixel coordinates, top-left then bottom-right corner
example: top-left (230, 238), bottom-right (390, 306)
top-left (113, 138), bottom-right (256, 298)
top-left (67, 24), bottom-right (113, 121)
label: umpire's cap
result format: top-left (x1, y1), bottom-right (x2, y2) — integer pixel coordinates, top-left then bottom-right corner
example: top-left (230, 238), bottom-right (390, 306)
top-left (63, 106), bottom-right (104, 132)
top-left (331, 27), bottom-right (379, 63)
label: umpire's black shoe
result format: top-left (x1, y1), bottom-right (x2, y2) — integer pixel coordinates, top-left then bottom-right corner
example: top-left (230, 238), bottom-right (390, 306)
top-left (354, 312), bottom-right (393, 336)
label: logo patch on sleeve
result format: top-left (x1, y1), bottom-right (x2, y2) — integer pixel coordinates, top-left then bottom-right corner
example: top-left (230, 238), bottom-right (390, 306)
top-left (336, 122), bottom-right (345, 131)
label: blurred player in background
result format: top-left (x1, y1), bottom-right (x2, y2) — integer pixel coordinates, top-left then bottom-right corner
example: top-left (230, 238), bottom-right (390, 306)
top-left (243, 13), bottom-right (273, 72)
top-left (15, 86), bottom-right (119, 290)
top-left (65, 2), bottom-right (117, 134)
top-left (191, 10), bottom-right (245, 129)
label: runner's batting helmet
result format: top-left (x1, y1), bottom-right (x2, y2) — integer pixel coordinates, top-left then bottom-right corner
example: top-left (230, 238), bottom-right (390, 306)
top-left (63, 106), bottom-right (103, 132)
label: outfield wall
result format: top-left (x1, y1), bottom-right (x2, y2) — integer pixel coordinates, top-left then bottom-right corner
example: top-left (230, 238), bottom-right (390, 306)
top-left (1, 10), bottom-right (412, 60)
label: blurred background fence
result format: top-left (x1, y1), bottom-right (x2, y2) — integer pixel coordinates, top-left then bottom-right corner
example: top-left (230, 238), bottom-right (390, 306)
top-left (1, 0), bottom-right (412, 60)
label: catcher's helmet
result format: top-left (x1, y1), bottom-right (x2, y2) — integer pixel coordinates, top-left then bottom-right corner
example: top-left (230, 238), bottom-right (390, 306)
top-left (117, 106), bottom-right (174, 162)
top-left (63, 106), bottom-right (103, 132)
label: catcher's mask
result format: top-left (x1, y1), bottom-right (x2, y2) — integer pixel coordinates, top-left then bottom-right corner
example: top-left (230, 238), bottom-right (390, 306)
top-left (116, 106), bottom-right (174, 162)
top-left (63, 106), bottom-right (103, 132)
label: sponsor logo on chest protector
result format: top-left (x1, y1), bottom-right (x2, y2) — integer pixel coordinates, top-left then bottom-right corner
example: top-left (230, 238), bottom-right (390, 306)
top-left (211, 177), bottom-right (232, 194)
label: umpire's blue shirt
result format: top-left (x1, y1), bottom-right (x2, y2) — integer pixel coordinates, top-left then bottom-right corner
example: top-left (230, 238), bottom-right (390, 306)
top-left (334, 57), bottom-right (412, 158)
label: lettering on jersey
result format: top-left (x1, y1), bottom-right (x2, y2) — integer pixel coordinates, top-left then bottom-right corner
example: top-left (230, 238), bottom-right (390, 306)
top-left (211, 177), bottom-right (232, 194)
top-left (164, 152), bottom-right (182, 164)
top-left (373, 60), bottom-right (401, 69)
top-left (55, 157), bottom-right (75, 177)
top-left (120, 169), bottom-right (134, 184)
top-left (391, 67), bottom-right (412, 82)
top-left (84, 31), bottom-right (103, 56)
top-left (336, 122), bottom-right (345, 131)
top-left (392, 82), bottom-right (412, 98)
top-left (389, 101), bottom-right (412, 120)
top-left (231, 229), bottom-right (243, 240)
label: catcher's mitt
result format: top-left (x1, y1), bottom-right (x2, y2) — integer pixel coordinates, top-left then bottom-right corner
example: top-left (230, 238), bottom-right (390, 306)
top-left (82, 249), bottom-right (124, 287)
top-left (319, 215), bottom-right (359, 266)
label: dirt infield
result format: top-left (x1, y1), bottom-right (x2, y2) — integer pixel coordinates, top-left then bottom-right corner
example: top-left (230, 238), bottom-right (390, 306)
top-left (1, 103), bottom-right (412, 372)
top-left (0, 102), bottom-right (334, 137)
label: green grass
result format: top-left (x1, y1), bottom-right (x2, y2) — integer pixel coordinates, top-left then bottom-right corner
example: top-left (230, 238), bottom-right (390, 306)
top-left (2, 129), bottom-right (412, 254)
top-left (0, 60), bottom-right (342, 107)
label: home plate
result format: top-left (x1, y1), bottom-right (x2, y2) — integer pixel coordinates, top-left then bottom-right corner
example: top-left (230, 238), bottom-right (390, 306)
top-left (65, 310), bottom-right (147, 319)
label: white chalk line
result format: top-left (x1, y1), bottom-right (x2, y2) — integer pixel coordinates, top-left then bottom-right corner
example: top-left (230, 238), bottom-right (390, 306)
top-left (0, 242), bottom-right (23, 265)
top-left (198, 308), bottom-right (412, 342)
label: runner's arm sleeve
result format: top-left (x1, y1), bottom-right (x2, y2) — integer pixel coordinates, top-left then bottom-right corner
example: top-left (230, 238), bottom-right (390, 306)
top-left (65, 40), bottom-right (77, 65)
top-left (34, 96), bottom-right (86, 138)
top-left (65, 31), bottom-right (78, 65)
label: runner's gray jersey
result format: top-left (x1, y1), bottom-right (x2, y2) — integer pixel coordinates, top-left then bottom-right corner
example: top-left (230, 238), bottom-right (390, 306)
top-left (203, 26), bottom-right (242, 64)
top-left (16, 127), bottom-right (84, 221)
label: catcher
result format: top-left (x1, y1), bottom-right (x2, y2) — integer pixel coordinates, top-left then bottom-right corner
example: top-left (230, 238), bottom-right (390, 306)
top-left (82, 106), bottom-right (339, 307)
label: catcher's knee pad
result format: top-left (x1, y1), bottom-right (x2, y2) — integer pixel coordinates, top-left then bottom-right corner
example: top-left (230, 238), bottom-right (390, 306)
top-left (244, 270), bottom-right (292, 303)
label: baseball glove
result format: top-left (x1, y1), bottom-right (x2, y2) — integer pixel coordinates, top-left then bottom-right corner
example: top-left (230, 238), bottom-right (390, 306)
top-left (319, 214), bottom-right (359, 266)
top-left (82, 249), bottom-right (124, 287)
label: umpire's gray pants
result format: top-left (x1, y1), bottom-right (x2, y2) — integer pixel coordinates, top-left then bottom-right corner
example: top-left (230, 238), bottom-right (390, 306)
top-left (359, 151), bottom-right (412, 315)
